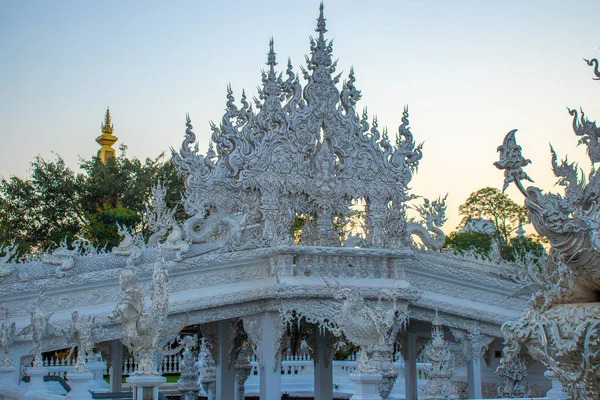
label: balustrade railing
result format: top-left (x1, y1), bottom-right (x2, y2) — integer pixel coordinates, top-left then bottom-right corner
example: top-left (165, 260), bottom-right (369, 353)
top-left (270, 247), bottom-right (410, 279)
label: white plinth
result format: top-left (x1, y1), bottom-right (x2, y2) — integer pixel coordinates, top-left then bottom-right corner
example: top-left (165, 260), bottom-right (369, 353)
top-left (24, 367), bottom-right (50, 399)
top-left (127, 374), bottom-right (166, 400)
top-left (0, 365), bottom-right (16, 385)
top-left (65, 371), bottom-right (93, 399)
top-left (86, 361), bottom-right (110, 393)
top-left (349, 372), bottom-right (382, 400)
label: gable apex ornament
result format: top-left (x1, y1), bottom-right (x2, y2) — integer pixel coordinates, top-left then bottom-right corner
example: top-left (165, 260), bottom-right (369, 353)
top-left (172, 4), bottom-right (445, 250)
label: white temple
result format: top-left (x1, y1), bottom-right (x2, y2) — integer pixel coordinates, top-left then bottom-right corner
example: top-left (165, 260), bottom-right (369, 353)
top-left (1, 4), bottom-right (597, 400)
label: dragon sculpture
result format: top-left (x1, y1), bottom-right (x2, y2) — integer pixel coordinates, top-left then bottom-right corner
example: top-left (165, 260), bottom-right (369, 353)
top-left (494, 52), bottom-right (600, 399)
top-left (63, 311), bottom-right (101, 372)
top-left (403, 195), bottom-right (448, 250)
top-left (18, 293), bottom-right (57, 368)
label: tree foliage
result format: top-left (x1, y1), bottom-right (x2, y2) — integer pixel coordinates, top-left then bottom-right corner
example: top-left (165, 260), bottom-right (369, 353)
top-left (445, 187), bottom-right (545, 263)
top-left (458, 187), bottom-right (528, 245)
top-left (443, 231), bottom-right (493, 257)
top-left (0, 145), bottom-right (183, 255)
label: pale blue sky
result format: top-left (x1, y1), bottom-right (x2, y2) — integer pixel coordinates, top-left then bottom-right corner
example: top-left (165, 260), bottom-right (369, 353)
top-left (1, 0), bottom-right (599, 231)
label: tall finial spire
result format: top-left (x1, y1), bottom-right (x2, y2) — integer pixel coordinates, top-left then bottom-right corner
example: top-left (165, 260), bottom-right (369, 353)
top-left (101, 107), bottom-right (114, 135)
top-left (316, 2), bottom-right (327, 41)
top-left (95, 107), bottom-right (118, 164)
top-left (267, 37), bottom-right (277, 73)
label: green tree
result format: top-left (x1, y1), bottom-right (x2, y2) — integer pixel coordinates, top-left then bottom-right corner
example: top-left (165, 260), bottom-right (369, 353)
top-left (0, 155), bottom-right (85, 254)
top-left (0, 146), bottom-right (183, 255)
top-left (445, 187), bottom-right (545, 262)
top-left (443, 231), bottom-right (493, 257)
top-left (458, 187), bottom-right (528, 246)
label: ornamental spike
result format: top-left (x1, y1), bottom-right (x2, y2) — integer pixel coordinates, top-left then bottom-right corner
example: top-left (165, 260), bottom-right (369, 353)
top-left (316, 2), bottom-right (327, 40)
top-left (267, 37), bottom-right (277, 72)
top-left (494, 129), bottom-right (533, 193)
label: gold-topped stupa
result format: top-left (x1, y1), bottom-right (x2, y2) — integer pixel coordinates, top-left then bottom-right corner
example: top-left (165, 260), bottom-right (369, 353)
top-left (95, 107), bottom-right (118, 164)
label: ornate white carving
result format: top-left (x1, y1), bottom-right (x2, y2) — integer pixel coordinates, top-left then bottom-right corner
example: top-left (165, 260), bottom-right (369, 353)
top-left (234, 342), bottom-right (253, 399)
top-left (177, 335), bottom-right (201, 399)
top-left (241, 315), bottom-right (263, 366)
top-left (495, 50), bottom-right (600, 399)
top-left (0, 321), bottom-right (16, 366)
top-left (421, 314), bottom-right (457, 400)
top-left (0, 241), bottom-right (17, 278)
top-left (41, 238), bottom-right (81, 277)
top-left (62, 311), bottom-right (101, 372)
top-left (109, 253), bottom-right (186, 374)
top-left (170, 3), bottom-right (445, 251)
top-left (404, 195), bottom-right (447, 250)
top-left (18, 294), bottom-right (57, 368)
top-left (451, 328), bottom-right (493, 362)
top-left (198, 337), bottom-right (216, 400)
top-left (496, 353), bottom-right (529, 398)
top-left (146, 182), bottom-right (177, 246)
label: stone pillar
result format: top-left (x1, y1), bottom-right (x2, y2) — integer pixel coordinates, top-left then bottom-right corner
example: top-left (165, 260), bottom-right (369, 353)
top-left (461, 331), bottom-right (493, 399)
top-left (313, 327), bottom-right (333, 400)
top-left (216, 320), bottom-right (236, 399)
top-left (259, 312), bottom-right (281, 400)
top-left (467, 357), bottom-right (482, 398)
top-left (110, 339), bottom-right (123, 393)
top-left (403, 333), bottom-right (417, 400)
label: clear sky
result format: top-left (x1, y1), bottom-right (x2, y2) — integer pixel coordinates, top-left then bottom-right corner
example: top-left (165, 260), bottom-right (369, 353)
top-left (1, 0), bottom-right (599, 232)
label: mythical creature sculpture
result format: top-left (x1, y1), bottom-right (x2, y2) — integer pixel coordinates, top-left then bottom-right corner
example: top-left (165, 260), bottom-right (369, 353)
top-left (421, 314), bottom-right (457, 400)
top-left (495, 51), bottom-right (600, 399)
top-left (63, 311), bottom-right (100, 372)
top-left (171, 4), bottom-right (428, 250)
top-left (18, 294), bottom-right (57, 368)
top-left (0, 321), bottom-right (16, 366)
top-left (109, 253), bottom-right (186, 374)
top-left (0, 241), bottom-right (17, 278)
top-left (403, 196), bottom-right (447, 250)
top-left (177, 336), bottom-right (200, 400)
top-left (198, 337), bottom-right (216, 400)
top-left (41, 238), bottom-right (81, 277)
top-left (496, 353), bottom-right (529, 398)
top-left (146, 182), bottom-right (178, 246)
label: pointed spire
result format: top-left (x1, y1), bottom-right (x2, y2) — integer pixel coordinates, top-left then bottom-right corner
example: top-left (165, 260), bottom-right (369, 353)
top-left (96, 107), bottom-right (118, 164)
top-left (267, 37), bottom-right (277, 73)
top-left (316, 2), bottom-right (327, 41)
top-left (101, 107), bottom-right (114, 135)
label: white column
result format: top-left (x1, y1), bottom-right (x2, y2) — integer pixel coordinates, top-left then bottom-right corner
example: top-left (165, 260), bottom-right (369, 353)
top-left (467, 357), bottom-right (482, 399)
top-left (404, 333), bottom-right (417, 400)
top-left (259, 312), bottom-right (281, 400)
top-left (314, 327), bottom-right (333, 400)
top-left (216, 319), bottom-right (236, 399)
top-left (110, 339), bottom-right (123, 393)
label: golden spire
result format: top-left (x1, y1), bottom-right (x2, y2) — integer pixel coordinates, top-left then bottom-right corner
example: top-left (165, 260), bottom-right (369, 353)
top-left (95, 107), bottom-right (118, 164)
